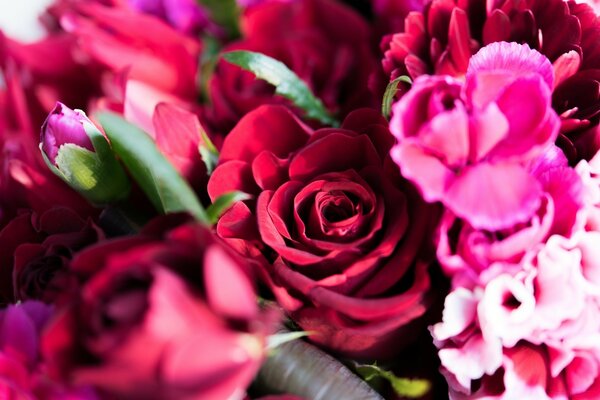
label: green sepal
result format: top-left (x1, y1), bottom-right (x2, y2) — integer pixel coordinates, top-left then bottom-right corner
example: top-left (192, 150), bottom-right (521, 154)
top-left (40, 125), bottom-right (130, 206)
top-left (354, 363), bottom-right (430, 398)
top-left (97, 112), bottom-right (209, 225)
top-left (222, 50), bottom-right (339, 126)
top-left (381, 75), bottom-right (412, 120)
top-left (198, 123), bottom-right (220, 175)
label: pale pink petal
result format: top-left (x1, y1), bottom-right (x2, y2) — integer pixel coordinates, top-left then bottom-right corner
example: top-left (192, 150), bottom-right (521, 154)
top-left (438, 333), bottom-right (503, 388)
top-left (391, 142), bottom-right (454, 202)
top-left (204, 245), bottom-right (258, 320)
top-left (470, 102), bottom-right (509, 161)
top-left (578, 232), bottom-right (600, 290)
top-left (431, 288), bottom-right (478, 341)
top-left (444, 163), bottom-right (542, 230)
top-left (420, 104), bottom-right (470, 167)
top-left (530, 235), bottom-right (586, 332)
top-left (478, 274), bottom-right (536, 347)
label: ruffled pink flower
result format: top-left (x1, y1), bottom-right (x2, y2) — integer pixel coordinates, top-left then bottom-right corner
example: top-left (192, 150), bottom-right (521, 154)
top-left (382, 0), bottom-right (600, 149)
top-left (437, 145), bottom-right (584, 280)
top-left (576, 150), bottom-right (600, 231)
top-left (390, 42), bottom-right (560, 231)
top-left (433, 231), bottom-right (600, 398)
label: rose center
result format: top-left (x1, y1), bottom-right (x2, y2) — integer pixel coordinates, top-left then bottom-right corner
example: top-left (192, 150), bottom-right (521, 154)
top-left (314, 190), bottom-right (363, 237)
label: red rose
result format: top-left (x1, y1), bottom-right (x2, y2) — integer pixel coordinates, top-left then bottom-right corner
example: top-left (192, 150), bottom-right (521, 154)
top-left (209, 105), bottom-right (441, 359)
top-left (42, 219), bottom-right (274, 400)
top-left (206, 0), bottom-right (377, 135)
top-left (0, 207), bottom-right (102, 304)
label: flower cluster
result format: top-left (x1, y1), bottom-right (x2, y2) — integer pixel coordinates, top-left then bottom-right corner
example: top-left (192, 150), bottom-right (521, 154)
top-left (2, 0), bottom-right (600, 399)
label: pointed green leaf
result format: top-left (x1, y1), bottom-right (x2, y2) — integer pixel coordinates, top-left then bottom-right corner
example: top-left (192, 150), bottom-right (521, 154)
top-left (382, 75), bottom-right (412, 120)
top-left (355, 363), bottom-right (430, 399)
top-left (198, 123), bottom-right (220, 175)
top-left (206, 191), bottom-right (251, 225)
top-left (198, 35), bottom-right (222, 102)
top-left (222, 50), bottom-right (339, 126)
top-left (97, 112), bottom-right (209, 224)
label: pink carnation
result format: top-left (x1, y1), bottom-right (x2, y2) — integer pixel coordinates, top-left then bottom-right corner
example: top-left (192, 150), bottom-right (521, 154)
top-left (576, 150), bottom-right (600, 231)
top-left (432, 231), bottom-right (600, 398)
top-left (390, 42), bottom-right (560, 231)
top-left (437, 146), bottom-right (584, 281)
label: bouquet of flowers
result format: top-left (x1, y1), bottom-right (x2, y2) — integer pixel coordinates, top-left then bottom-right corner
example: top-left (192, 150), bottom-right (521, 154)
top-left (2, 0), bottom-right (600, 398)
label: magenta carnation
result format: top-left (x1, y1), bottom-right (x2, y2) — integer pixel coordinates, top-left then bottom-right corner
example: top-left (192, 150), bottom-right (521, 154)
top-left (382, 0), bottom-right (600, 162)
top-left (437, 147), bottom-right (584, 281)
top-left (390, 42), bottom-right (560, 230)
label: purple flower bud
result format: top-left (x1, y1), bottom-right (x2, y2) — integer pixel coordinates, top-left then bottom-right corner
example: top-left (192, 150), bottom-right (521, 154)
top-left (41, 102), bottom-right (94, 164)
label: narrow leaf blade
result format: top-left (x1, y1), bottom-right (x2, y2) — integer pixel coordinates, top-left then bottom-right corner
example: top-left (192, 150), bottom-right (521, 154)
top-left (355, 362), bottom-right (430, 399)
top-left (206, 191), bottom-right (251, 225)
top-left (97, 112), bottom-right (209, 224)
top-left (222, 50), bottom-right (338, 126)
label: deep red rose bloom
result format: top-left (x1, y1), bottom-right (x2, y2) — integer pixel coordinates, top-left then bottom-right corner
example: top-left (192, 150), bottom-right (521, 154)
top-left (42, 219), bottom-right (273, 400)
top-left (209, 105), bottom-right (441, 360)
top-left (381, 0), bottom-right (600, 162)
top-left (206, 0), bottom-right (377, 135)
top-left (0, 207), bottom-right (103, 304)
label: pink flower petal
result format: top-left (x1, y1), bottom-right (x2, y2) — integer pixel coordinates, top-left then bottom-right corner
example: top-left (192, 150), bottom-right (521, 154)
top-left (391, 142), bottom-right (454, 202)
top-left (445, 163), bottom-right (542, 230)
top-left (467, 41), bottom-right (554, 90)
top-left (204, 244), bottom-right (258, 320)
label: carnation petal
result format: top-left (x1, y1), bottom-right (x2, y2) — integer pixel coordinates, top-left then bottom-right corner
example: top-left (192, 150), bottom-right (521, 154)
top-left (445, 163), bottom-right (542, 230)
top-left (466, 42), bottom-right (554, 90)
top-left (391, 143), bottom-right (454, 202)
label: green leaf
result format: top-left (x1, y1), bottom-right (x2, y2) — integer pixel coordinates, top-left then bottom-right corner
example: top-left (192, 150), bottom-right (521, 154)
top-left (355, 363), bottom-right (430, 399)
top-left (222, 50), bottom-right (339, 126)
top-left (381, 75), bottom-right (412, 120)
top-left (198, 35), bottom-right (221, 102)
top-left (97, 112), bottom-right (209, 224)
top-left (198, 123), bottom-right (220, 175)
top-left (206, 191), bottom-right (250, 225)
top-left (198, 0), bottom-right (240, 38)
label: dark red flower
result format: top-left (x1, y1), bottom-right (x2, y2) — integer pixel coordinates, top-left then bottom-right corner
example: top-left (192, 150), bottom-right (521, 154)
top-left (0, 29), bottom-right (99, 227)
top-left (42, 219), bottom-right (274, 400)
top-left (381, 0), bottom-right (600, 162)
top-left (206, 0), bottom-right (377, 135)
top-left (209, 105), bottom-right (442, 360)
top-left (0, 208), bottom-right (103, 304)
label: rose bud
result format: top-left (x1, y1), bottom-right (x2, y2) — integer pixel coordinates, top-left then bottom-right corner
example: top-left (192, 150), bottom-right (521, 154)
top-left (40, 102), bottom-right (130, 205)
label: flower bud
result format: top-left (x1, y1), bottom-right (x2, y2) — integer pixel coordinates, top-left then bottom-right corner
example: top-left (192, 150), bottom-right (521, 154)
top-left (41, 103), bottom-right (94, 164)
top-left (40, 102), bottom-right (130, 205)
